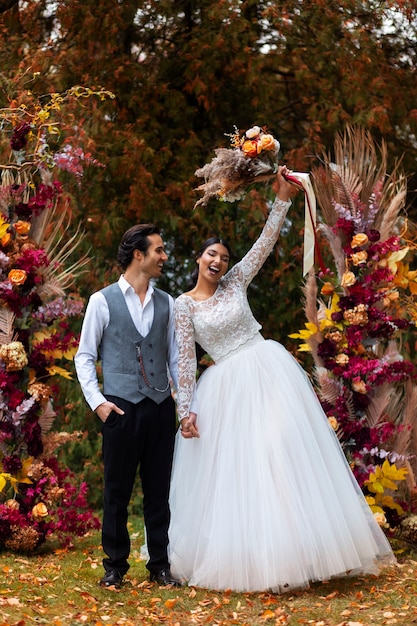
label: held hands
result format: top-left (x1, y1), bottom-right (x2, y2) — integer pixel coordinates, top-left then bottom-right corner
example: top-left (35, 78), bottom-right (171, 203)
top-left (180, 412), bottom-right (199, 439)
top-left (96, 401), bottom-right (125, 423)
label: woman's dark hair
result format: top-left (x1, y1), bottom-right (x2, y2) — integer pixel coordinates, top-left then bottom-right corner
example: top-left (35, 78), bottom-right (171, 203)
top-left (117, 224), bottom-right (161, 270)
top-left (189, 237), bottom-right (232, 288)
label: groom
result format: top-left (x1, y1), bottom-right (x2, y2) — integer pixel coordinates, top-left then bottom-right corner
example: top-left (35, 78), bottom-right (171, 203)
top-left (75, 223), bottom-right (180, 589)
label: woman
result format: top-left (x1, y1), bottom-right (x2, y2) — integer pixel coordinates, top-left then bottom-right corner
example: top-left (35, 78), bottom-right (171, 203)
top-left (168, 164), bottom-right (395, 593)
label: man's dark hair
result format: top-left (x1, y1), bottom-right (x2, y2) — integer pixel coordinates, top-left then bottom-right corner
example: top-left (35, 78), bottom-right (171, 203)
top-left (117, 224), bottom-right (160, 270)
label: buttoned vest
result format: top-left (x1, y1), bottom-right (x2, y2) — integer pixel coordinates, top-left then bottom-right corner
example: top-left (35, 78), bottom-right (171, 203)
top-left (100, 283), bottom-right (171, 404)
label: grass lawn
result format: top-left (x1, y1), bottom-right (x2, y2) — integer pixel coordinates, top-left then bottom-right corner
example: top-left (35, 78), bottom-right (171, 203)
top-left (0, 525), bottom-right (416, 626)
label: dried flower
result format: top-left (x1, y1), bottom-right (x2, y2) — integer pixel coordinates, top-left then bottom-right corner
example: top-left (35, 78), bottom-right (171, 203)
top-left (14, 220), bottom-right (31, 236)
top-left (241, 140), bottom-right (258, 158)
top-left (320, 282), bottom-right (335, 296)
top-left (0, 341), bottom-right (28, 371)
top-left (341, 271), bottom-right (356, 287)
top-left (351, 250), bottom-right (368, 266)
top-left (335, 353), bottom-right (349, 365)
top-left (328, 416), bottom-right (338, 430)
top-left (343, 304), bottom-right (369, 326)
top-left (27, 382), bottom-right (53, 402)
top-left (352, 378), bottom-right (367, 394)
top-left (351, 233), bottom-right (369, 248)
top-left (258, 134), bottom-right (275, 152)
top-left (245, 126), bottom-right (261, 139)
top-left (0, 83), bottom-right (107, 554)
top-left (4, 525), bottom-right (40, 552)
top-left (327, 330), bottom-right (343, 343)
top-left (8, 268), bottom-right (27, 285)
top-left (374, 511), bottom-right (388, 527)
top-left (5, 499), bottom-right (20, 510)
top-left (31, 502), bottom-right (48, 519)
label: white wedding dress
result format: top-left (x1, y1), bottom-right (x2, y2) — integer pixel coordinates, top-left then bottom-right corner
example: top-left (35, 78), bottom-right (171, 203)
top-left (168, 198), bottom-right (396, 593)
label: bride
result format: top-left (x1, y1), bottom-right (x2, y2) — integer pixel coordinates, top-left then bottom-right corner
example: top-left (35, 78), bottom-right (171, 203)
top-left (168, 157), bottom-right (395, 593)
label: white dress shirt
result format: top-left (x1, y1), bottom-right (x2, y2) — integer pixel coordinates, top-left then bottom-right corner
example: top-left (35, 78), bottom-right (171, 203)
top-left (74, 275), bottom-right (179, 411)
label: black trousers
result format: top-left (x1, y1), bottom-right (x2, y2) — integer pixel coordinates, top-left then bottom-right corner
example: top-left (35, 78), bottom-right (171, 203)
top-left (101, 394), bottom-right (176, 575)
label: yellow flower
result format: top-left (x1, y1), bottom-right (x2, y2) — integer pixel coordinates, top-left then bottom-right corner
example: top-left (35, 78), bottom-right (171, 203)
top-left (393, 262), bottom-right (417, 294)
top-left (32, 502), bottom-right (48, 519)
top-left (341, 271), bottom-right (356, 287)
top-left (365, 459), bottom-right (408, 494)
top-left (288, 322), bottom-right (318, 351)
top-left (0, 472), bottom-right (11, 493)
top-left (350, 233), bottom-right (369, 248)
top-left (319, 293), bottom-right (343, 331)
top-left (0, 213), bottom-right (10, 240)
top-left (46, 365), bottom-right (74, 379)
top-left (36, 109), bottom-right (50, 123)
top-left (386, 247), bottom-right (409, 275)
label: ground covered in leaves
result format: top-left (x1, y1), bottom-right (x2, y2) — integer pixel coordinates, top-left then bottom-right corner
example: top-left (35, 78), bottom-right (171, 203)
top-left (0, 529), bottom-right (416, 626)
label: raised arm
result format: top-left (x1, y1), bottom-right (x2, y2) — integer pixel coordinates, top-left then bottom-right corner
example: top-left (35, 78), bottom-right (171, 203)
top-left (236, 166), bottom-right (293, 286)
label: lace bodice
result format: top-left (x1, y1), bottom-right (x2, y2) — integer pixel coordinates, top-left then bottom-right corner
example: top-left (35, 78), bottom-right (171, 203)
top-left (175, 197), bottom-right (291, 421)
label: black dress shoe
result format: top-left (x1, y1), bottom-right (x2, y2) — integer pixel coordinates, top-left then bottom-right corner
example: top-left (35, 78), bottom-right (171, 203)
top-left (149, 568), bottom-right (181, 586)
top-left (99, 569), bottom-right (124, 589)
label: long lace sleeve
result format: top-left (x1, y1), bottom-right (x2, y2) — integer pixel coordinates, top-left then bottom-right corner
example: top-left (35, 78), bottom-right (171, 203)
top-left (236, 197), bottom-right (291, 286)
top-left (174, 296), bottom-right (197, 421)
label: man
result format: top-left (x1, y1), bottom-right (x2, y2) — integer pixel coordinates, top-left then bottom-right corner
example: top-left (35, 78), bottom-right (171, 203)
top-left (74, 224), bottom-right (180, 589)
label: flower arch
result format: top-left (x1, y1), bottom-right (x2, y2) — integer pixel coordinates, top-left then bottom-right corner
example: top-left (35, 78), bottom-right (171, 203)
top-left (0, 76), bottom-right (114, 551)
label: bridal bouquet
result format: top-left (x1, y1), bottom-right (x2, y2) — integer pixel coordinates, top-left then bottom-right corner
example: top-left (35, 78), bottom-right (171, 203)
top-left (194, 125), bottom-right (280, 207)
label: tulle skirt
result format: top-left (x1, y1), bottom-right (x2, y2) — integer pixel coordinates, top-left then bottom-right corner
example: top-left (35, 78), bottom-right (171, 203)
top-left (168, 337), bottom-right (396, 593)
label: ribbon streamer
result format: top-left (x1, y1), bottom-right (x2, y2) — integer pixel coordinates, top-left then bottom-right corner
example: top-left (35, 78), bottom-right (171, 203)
top-left (283, 172), bottom-right (325, 276)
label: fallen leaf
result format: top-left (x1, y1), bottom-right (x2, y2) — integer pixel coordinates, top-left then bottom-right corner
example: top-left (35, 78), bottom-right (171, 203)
top-left (261, 609), bottom-right (275, 620)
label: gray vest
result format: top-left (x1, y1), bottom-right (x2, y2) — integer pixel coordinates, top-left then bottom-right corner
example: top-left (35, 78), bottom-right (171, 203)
top-left (99, 283), bottom-right (171, 404)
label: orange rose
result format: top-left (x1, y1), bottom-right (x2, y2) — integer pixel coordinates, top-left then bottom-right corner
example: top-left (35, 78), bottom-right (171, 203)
top-left (320, 282), bottom-right (335, 296)
top-left (5, 499), bottom-right (20, 511)
top-left (14, 220), bottom-right (31, 236)
top-left (258, 133), bottom-right (276, 151)
top-left (352, 378), bottom-right (367, 394)
top-left (351, 233), bottom-right (369, 248)
top-left (328, 416), bottom-right (338, 430)
top-left (8, 269), bottom-right (27, 285)
top-left (32, 502), bottom-right (48, 519)
top-left (241, 140), bottom-right (258, 158)
top-left (335, 353), bottom-right (349, 365)
top-left (351, 251), bottom-right (368, 266)
top-left (341, 271), bottom-right (356, 287)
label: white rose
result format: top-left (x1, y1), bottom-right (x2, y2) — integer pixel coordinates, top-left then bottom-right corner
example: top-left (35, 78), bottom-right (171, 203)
top-left (245, 126), bottom-right (261, 139)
